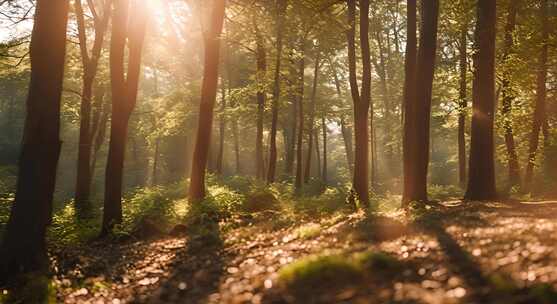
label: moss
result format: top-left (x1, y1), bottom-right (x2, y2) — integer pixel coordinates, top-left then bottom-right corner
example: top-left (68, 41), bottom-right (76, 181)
top-left (294, 223), bottom-right (321, 239)
top-left (278, 254), bottom-right (362, 295)
top-left (355, 251), bottom-right (402, 274)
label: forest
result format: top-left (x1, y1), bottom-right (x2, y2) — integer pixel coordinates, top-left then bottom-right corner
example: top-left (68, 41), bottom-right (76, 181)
top-left (0, 0), bottom-right (557, 303)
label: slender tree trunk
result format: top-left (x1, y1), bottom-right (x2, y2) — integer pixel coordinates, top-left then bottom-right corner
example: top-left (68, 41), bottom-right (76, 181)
top-left (331, 61), bottom-right (355, 174)
top-left (152, 138), bottom-right (160, 185)
top-left (465, 0), bottom-right (497, 200)
top-left (304, 50), bottom-right (320, 183)
top-left (233, 120), bottom-right (241, 174)
top-left (347, 0), bottom-right (371, 205)
top-left (500, 0), bottom-right (521, 189)
top-left (101, 0), bottom-right (148, 234)
top-left (216, 77), bottom-right (226, 175)
top-left (322, 116), bottom-right (328, 183)
top-left (457, 22), bottom-right (468, 188)
top-left (315, 130), bottom-right (321, 178)
top-left (401, 0), bottom-right (417, 204)
top-left (74, 0), bottom-right (111, 219)
top-left (255, 26), bottom-right (266, 180)
top-left (524, 0), bottom-right (548, 192)
top-left (188, 0), bottom-right (226, 201)
top-left (266, 0), bottom-right (287, 184)
top-left (0, 0), bottom-right (69, 276)
top-left (294, 38), bottom-right (305, 192)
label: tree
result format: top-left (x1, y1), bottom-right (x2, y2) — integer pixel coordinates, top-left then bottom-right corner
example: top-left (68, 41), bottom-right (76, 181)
top-left (465, 0), bottom-right (497, 200)
top-left (304, 47), bottom-right (320, 184)
top-left (101, 0), bottom-right (148, 234)
top-left (403, 0), bottom-right (439, 204)
top-left (266, 0), bottom-right (287, 184)
top-left (74, 0), bottom-right (111, 219)
top-left (524, 0), bottom-right (549, 192)
top-left (500, 0), bottom-right (521, 189)
top-left (457, 6), bottom-right (468, 188)
top-left (346, 0), bottom-right (371, 205)
top-left (294, 36), bottom-right (306, 192)
top-left (188, 0), bottom-right (226, 201)
top-left (0, 0), bottom-right (69, 275)
top-left (254, 19), bottom-right (267, 180)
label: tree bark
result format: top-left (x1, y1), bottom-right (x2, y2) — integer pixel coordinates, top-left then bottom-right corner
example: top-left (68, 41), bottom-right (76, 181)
top-left (188, 0), bottom-right (226, 201)
top-left (457, 21), bottom-right (468, 188)
top-left (254, 23), bottom-right (266, 180)
top-left (294, 38), bottom-right (306, 192)
top-left (524, 0), bottom-right (548, 192)
top-left (465, 0), bottom-right (497, 200)
top-left (347, 0), bottom-right (371, 205)
top-left (216, 77), bottom-right (226, 175)
top-left (266, 0), bottom-right (287, 184)
top-left (304, 49), bottom-right (320, 183)
top-left (102, 0), bottom-right (148, 235)
top-left (74, 0), bottom-right (111, 219)
top-left (0, 0), bottom-right (69, 276)
top-left (322, 116), bottom-right (328, 183)
top-left (500, 0), bottom-right (521, 189)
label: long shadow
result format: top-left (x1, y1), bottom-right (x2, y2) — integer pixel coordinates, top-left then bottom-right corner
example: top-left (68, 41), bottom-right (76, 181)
top-left (132, 220), bottom-right (233, 303)
top-left (414, 211), bottom-right (492, 303)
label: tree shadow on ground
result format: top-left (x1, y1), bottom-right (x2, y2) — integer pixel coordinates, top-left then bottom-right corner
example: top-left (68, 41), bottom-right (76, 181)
top-left (414, 202), bottom-right (557, 304)
top-left (132, 220), bottom-right (231, 303)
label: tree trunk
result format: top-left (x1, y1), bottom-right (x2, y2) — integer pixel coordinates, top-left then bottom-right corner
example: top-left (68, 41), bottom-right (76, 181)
top-left (294, 38), bottom-right (305, 192)
top-left (304, 50), bottom-right (320, 183)
top-left (347, 0), bottom-right (371, 205)
top-left (233, 120), bottom-right (241, 174)
top-left (457, 22), bottom-right (468, 188)
top-left (524, 0), bottom-right (548, 192)
top-left (465, 0), bottom-right (497, 200)
top-left (216, 77), bottom-right (226, 175)
top-left (101, 0), bottom-right (148, 235)
top-left (402, 0), bottom-right (438, 205)
top-left (188, 0), bottom-right (226, 201)
top-left (315, 129), bottom-right (321, 178)
top-left (255, 25), bottom-right (266, 180)
top-left (74, 0), bottom-right (111, 219)
top-left (266, 0), bottom-right (287, 184)
top-left (322, 116), bottom-right (328, 183)
top-left (152, 137), bottom-right (160, 185)
top-left (0, 0), bottom-right (69, 276)
top-left (500, 0), bottom-right (521, 189)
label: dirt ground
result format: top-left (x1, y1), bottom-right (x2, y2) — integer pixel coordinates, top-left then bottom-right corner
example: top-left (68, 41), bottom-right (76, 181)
top-left (39, 200), bottom-right (557, 303)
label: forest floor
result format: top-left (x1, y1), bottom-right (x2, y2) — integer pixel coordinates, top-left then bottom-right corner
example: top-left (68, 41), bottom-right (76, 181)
top-left (5, 199), bottom-right (557, 304)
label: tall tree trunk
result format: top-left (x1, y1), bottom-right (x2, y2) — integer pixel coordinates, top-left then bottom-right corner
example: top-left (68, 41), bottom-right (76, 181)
top-left (403, 0), bottom-right (439, 205)
top-left (331, 61), bottom-right (355, 174)
top-left (304, 49), bottom-right (320, 183)
top-left (457, 22), bottom-right (468, 188)
top-left (322, 116), bottom-right (328, 183)
top-left (102, 0), bottom-right (148, 235)
top-left (294, 38), bottom-right (305, 192)
top-left (216, 77), bottom-right (226, 175)
top-left (152, 137), bottom-right (160, 185)
top-left (266, 0), bottom-right (287, 184)
top-left (254, 24), bottom-right (267, 179)
top-left (347, 0), bottom-right (371, 205)
top-left (74, 0), bottom-right (111, 219)
top-left (524, 0), bottom-right (548, 192)
top-left (233, 120), bottom-right (241, 174)
top-left (465, 0), bottom-right (497, 200)
top-left (500, 0), bottom-right (521, 189)
top-left (402, 0), bottom-right (418, 204)
top-left (188, 0), bottom-right (226, 201)
top-left (315, 130), bottom-right (321, 178)
top-left (0, 0), bottom-right (69, 275)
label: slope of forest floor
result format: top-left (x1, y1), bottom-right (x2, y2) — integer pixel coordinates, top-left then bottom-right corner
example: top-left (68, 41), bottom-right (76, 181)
top-left (5, 197), bottom-right (557, 303)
